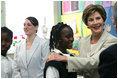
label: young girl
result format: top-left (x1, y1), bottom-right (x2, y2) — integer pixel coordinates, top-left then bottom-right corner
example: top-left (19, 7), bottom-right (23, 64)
top-left (44, 22), bottom-right (77, 78)
top-left (1, 27), bottom-right (13, 78)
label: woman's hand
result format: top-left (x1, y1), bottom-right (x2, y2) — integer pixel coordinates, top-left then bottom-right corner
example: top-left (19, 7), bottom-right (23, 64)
top-left (46, 52), bottom-right (67, 62)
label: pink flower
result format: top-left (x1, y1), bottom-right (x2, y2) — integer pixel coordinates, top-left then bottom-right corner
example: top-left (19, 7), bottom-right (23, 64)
top-left (21, 35), bottom-right (25, 39)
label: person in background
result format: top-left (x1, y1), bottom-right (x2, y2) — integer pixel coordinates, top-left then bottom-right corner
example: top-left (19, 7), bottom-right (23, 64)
top-left (44, 22), bottom-right (77, 78)
top-left (46, 4), bottom-right (117, 78)
top-left (98, 2), bottom-right (117, 78)
top-left (12, 16), bottom-right (50, 78)
top-left (1, 27), bottom-right (13, 78)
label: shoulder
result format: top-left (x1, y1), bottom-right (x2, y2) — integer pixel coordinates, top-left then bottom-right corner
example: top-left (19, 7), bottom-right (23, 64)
top-left (37, 36), bottom-right (49, 44)
top-left (103, 44), bottom-right (117, 54)
top-left (98, 30), bottom-right (117, 46)
top-left (103, 30), bottom-right (117, 41)
top-left (104, 32), bottom-right (117, 45)
top-left (100, 44), bottom-right (117, 60)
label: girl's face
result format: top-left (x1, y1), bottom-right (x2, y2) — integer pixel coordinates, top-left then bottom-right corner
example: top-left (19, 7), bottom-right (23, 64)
top-left (87, 11), bottom-right (104, 35)
top-left (59, 27), bottom-right (74, 50)
top-left (1, 32), bottom-right (12, 56)
top-left (24, 19), bottom-right (38, 36)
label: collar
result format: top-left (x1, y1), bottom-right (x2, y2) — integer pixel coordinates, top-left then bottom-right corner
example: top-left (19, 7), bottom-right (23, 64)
top-left (1, 55), bottom-right (9, 59)
top-left (51, 48), bottom-right (74, 57)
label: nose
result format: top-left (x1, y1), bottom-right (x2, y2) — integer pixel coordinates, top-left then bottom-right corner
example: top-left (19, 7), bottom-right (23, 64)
top-left (24, 24), bottom-right (28, 30)
top-left (70, 37), bottom-right (74, 42)
top-left (93, 20), bottom-right (97, 25)
top-left (24, 24), bottom-right (27, 28)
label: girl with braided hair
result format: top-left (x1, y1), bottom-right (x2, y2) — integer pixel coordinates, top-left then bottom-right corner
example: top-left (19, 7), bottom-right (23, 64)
top-left (44, 22), bottom-right (77, 78)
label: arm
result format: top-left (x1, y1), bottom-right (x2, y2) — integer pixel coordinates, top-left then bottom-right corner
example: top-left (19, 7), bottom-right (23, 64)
top-left (40, 40), bottom-right (50, 75)
top-left (67, 37), bottom-right (117, 73)
top-left (46, 52), bottom-right (67, 62)
top-left (46, 66), bottom-right (59, 78)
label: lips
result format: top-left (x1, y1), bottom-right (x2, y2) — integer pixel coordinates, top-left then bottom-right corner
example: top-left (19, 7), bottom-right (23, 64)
top-left (92, 26), bottom-right (100, 30)
top-left (24, 30), bottom-right (28, 32)
top-left (1, 47), bottom-right (6, 51)
top-left (68, 43), bottom-right (73, 48)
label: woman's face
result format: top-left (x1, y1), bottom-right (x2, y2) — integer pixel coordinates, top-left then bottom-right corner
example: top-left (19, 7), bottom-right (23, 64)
top-left (24, 19), bottom-right (38, 36)
top-left (59, 27), bottom-right (74, 50)
top-left (87, 11), bottom-right (104, 34)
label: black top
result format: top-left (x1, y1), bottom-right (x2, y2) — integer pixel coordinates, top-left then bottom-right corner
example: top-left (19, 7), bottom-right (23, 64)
top-left (44, 60), bottom-right (77, 78)
top-left (99, 44), bottom-right (117, 78)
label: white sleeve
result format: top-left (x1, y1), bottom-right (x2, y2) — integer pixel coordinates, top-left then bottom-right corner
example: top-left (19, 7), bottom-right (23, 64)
top-left (46, 66), bottom-right (59, 78)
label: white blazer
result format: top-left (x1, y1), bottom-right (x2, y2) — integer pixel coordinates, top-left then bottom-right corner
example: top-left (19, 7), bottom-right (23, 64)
top-left (12, 36), bottom-right (50, 78)
top-left (67, 30), bottom-right (117, 78)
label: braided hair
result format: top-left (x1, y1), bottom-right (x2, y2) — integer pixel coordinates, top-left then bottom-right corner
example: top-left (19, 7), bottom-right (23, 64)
top-left (50, 22), bottom-right (72, 51)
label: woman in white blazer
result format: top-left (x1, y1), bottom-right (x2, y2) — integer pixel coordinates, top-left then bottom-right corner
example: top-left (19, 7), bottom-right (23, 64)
top-left (12, 17), bottom-right (50, 78)
top-left (46, 5), bottom-right (117, 78)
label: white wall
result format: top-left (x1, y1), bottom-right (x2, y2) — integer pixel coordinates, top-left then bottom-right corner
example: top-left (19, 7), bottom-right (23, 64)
top-left (5, 0), bottom-right (54, 54)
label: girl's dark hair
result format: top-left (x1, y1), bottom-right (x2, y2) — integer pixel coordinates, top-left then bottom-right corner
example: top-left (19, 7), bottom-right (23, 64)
top-left (1, 27), bottom-right (13, 39)
top-left (26, 16), bottom-right (39, 26)
top-left (50, 22), bottom-right (72, 51)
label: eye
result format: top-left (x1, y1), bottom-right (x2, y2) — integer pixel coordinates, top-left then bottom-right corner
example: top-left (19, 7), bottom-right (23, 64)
top-left (96, 17), bottom-right (101, 20)
top-left (6, 39), bottom-right (11, 43)
top-left (27, 23), bottom-right (32, 26)
top-left (65, 35), bottom-right (70, 39)
top-left (88, 18), bottom-right (93, 22)
top-left (24, 23), bottom-right (32, 26)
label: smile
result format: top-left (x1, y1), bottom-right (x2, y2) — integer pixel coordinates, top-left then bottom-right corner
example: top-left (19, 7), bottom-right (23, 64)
top-left (93, 26), bottom-right (100, 30)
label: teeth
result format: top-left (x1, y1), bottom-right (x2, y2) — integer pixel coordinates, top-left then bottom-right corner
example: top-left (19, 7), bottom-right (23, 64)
top-left (93, 26), bottom-right (99, 28)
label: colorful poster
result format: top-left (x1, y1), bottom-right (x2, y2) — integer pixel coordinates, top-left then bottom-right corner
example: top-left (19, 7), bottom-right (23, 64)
top-left (79, 1), bottom-right (85, 12)
top-left (71, 1), bottom-right (78, 11)
top-left (102, 1), bottom-right (111, 7)
top-left (104, 7), bottom-right (117, 37)
top-left (62, 1), bottom-right (70, 14)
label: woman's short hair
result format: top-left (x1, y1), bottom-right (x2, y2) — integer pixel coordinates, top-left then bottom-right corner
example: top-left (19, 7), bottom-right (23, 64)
top-left (82, 4), bottom-right (107, 26)
top-left (26, 16), bottom-right (39, 26)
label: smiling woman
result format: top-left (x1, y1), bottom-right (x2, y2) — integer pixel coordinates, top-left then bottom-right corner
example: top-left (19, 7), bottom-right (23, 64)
top-left (5, 0), bottom-right (54, 54)
top-left (12, 16), bottom-right (50, 78)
